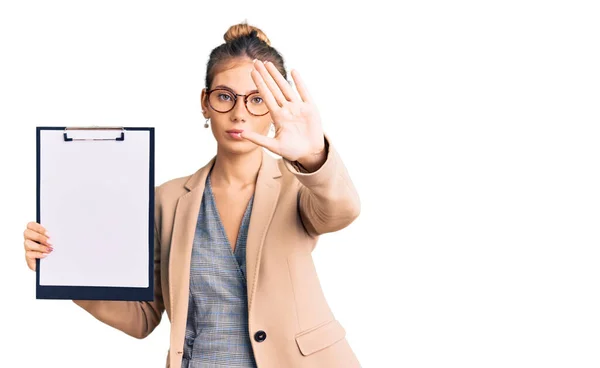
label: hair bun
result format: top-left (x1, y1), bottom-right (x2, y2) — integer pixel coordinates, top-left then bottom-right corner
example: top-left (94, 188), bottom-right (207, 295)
top-left (224, 21), bottom-right (271, 46)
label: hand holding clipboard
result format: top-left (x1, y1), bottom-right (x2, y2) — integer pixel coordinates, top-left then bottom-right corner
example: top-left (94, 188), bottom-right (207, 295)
top-left (23, 221), bottom-right (52, 271)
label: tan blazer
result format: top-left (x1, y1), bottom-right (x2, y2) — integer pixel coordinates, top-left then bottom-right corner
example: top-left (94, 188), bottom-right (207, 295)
top-left (73, 135), bottom-right (361, 367)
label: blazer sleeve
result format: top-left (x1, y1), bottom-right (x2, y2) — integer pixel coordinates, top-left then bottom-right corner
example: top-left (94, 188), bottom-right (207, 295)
top-left (282, 134), bottom-right (361, 237)
top-left (71, 186), bottom-right (166, 340)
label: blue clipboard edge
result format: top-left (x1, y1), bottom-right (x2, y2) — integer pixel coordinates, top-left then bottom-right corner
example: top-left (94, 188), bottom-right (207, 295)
top-left (35, 126), bottom-right (155, 301)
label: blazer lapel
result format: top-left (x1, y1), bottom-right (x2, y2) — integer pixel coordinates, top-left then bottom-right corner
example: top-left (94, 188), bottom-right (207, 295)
top-left (246, 150), bottom-right (281, 313)
top-left (168, 155), bottom-right (214, 354)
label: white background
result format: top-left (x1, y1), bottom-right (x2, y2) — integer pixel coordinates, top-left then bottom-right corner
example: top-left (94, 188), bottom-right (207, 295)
top-left (1, 1), bottom-right (599, 367)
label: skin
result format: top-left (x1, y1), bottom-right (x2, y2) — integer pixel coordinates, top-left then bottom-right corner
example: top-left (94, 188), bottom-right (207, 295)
top-left (23, 57), bottom-right (328, 266)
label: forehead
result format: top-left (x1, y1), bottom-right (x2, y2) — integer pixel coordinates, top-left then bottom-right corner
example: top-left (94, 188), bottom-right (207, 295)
top-left (211, 59), bottom-right (256, 94)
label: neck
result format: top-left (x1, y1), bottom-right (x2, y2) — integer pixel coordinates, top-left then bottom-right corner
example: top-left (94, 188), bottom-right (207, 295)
top-left (210, 146), bottom-right (262, 190)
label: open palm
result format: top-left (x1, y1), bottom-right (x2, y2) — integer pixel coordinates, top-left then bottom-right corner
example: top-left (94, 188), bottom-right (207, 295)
top-left (240, 60), bottom-right (325, 162)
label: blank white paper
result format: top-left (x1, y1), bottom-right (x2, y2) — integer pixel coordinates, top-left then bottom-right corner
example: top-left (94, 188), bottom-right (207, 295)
top-left (39, 128), bottom-right (150, 288)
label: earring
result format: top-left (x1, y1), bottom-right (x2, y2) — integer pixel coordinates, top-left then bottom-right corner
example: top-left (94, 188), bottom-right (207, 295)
top-left (204, 118), bottom-right (209, 128)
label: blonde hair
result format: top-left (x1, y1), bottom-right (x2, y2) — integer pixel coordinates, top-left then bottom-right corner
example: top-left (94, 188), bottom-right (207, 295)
top-left (204, 20), bottom-right (287, 89)
top-left (224, 21), bottom-right (271, 46)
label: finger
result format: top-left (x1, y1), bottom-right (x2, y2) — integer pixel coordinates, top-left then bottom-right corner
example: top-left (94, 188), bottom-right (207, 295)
top-left (263, 61), bottom-right (299, 103)
top-left (27, 221), bottom-right (50, 238)
top-left (253, 60), bottom-right (290, 106)
top-left (240, 130), bottom-right (280, 155)
top-left (26, 250), bottom-right (49, 260)
top-left (25, 251), bottom-right (45, 272)
top-left (23, 228), bottom-right (52, 247)
top-left (25, 239), bottom-right (53, 253)
top-left (291, 69), bottom-right (313, 104)
top-left (251, 62), bottom-right (282, 112)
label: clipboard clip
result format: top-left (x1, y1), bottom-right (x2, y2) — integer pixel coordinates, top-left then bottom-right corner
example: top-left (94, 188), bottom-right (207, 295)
top-left (64, 126), bottom-right (126, 142)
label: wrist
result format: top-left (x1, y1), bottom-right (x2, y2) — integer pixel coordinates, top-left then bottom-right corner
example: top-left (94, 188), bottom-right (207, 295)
top-left (296, 138), bottom-right (328, 172)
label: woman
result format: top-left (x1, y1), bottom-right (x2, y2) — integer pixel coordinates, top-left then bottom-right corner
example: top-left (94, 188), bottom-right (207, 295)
top-left (23, 22), bottom-right (361, 368)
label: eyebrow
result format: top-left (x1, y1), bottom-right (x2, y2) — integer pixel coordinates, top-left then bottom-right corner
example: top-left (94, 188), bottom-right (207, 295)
top-left (213, 85), bottom-right (259, 95)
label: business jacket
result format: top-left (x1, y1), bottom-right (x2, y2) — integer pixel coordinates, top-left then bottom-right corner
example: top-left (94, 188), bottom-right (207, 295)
top-left (73, 135), bottom-right (362, 368)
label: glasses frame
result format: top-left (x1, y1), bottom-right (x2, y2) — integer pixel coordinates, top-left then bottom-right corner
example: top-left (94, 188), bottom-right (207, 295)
top-left (206, 87), bottom-right (270, 116)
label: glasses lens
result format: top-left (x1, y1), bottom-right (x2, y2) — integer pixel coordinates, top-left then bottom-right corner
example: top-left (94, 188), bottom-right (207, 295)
top-left (209, 90), bottom-right (235, 112)
top-left (247, 92), bottom-right (268, 116)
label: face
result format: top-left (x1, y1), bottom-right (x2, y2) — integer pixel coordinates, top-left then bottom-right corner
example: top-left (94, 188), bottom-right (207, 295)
top-left (201, 58), bottom-right (272, 155)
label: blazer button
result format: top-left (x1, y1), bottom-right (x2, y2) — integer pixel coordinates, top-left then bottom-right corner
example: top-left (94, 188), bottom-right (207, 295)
top-left (254, 330), bottom-right (267, 342)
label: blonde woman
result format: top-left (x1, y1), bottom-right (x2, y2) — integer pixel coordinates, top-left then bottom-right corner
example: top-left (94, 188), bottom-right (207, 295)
top-left (23, 21), bottom-right (361, 368)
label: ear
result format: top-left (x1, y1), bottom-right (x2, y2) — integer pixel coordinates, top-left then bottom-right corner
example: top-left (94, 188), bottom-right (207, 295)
top-left (200, 89), bottom-right (209, 118)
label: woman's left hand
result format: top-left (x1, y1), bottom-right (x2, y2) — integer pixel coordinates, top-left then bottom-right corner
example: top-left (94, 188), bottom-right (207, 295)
top-left (240, 59), bottom-right (326, 170)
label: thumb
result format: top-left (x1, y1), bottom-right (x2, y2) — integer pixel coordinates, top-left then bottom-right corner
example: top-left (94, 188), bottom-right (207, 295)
top-left (240, 130), bottom-right (280, 155)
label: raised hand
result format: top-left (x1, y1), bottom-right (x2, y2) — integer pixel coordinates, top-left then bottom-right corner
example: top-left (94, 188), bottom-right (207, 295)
top-left (240, 60), bottom-right (326, 170)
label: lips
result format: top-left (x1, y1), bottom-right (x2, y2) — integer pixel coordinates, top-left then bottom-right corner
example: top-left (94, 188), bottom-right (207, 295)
top-left (226, 129), bottom-right (244, 140)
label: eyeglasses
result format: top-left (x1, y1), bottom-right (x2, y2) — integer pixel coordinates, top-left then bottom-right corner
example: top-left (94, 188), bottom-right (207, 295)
top-left (206, 87), bottom-right (269, 116)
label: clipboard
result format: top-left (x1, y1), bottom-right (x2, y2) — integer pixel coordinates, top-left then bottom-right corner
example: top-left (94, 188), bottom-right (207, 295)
top-left (36, 126), bottom-right (155, 301)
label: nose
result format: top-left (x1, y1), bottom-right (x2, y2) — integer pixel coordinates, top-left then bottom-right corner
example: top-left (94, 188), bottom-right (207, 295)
top-left (231, 95), bottom-right (248, 122)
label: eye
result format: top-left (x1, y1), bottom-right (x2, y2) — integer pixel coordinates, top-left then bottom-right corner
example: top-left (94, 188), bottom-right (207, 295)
top-left (250, 96), bottom-right (263, 104)
top-left (218, 93), bottom-right (232, 101)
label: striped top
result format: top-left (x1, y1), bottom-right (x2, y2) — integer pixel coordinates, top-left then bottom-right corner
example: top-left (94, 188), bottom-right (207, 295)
top-left (181, 168), bottom-right (258, 368)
